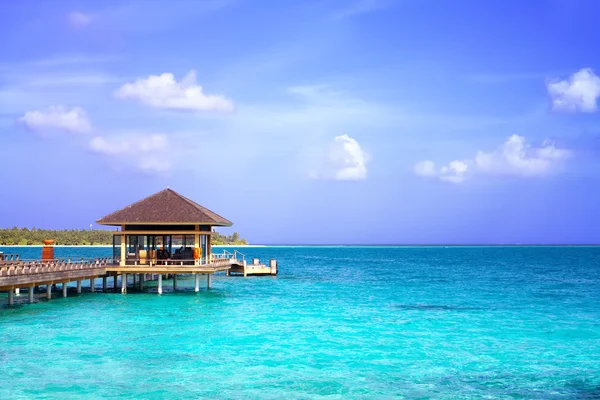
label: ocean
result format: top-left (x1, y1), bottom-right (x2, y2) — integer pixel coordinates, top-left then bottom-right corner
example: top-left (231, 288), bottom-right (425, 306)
top-left (1, 246), bottom-right (599, 399)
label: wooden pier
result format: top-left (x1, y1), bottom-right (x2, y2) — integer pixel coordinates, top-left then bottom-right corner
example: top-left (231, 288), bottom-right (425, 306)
top-left (226, 253), bottom-right (278, 277)
top-left (0, 252), bottom-right (241, 305)
top-left (1, 188), bottom-right (279, 306)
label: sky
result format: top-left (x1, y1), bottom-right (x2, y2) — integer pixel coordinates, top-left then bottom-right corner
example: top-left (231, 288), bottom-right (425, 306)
top-left (1, 0), bottom-right (600, 244)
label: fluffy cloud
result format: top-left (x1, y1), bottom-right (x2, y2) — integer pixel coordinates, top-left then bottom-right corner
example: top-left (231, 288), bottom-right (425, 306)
top-left (474, 135), bottom-right (571, 176)
top-left (68, 12), bottom-right (93, 28)
top-left (311, 134), bottom-right (368, 181)
top-left (19, 106), bottom-right (92, 134)
top-left (547, 68), bottom-right (600, 112)
top-left (414, 159), bottom-right (469, 184)
top-left (89, 134), bottom-right (171, 175)
top-left (114, 70), bottom-right (234, 112)
top-left (414, 135), bottom-right (571, 183)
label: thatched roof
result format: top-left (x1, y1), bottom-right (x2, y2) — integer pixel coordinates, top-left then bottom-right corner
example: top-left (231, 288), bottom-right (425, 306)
top-left (96, 188), bottom-right (233, 226)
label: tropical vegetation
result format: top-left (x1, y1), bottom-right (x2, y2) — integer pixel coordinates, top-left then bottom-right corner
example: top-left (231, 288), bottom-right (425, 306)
top-left (0, 227), bottom-right (248, 246)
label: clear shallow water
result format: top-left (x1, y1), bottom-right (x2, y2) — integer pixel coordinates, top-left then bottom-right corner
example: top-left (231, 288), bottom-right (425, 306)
top-left (1, 246), bottom-right (600, 399)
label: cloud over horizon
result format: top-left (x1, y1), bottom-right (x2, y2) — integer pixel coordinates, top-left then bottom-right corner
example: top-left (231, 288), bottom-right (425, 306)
top-left (114, 70), bottom-right (234, 112)
top-left (311, 134), bottom-right (368, 181)
top-left (414, 135), bottom-right (571, 183)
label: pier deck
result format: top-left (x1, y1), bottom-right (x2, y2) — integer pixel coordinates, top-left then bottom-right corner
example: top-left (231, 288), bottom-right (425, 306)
top-left (0, 256), bottom-right (240, 305)
top-left (1, 250), bottom-right (278, 306)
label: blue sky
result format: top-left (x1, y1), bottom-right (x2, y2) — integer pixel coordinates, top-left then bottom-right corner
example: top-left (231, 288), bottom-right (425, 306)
top-left (1, 0), bottom-right (600, 244)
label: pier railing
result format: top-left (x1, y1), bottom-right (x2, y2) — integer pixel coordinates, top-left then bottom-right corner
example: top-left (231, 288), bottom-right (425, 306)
top-left (211, 249), bottom-right (245, 262)
top-left (0, 258), bottom-right (112, 277)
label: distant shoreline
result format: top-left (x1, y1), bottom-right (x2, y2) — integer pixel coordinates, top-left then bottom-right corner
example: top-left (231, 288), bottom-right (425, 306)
top-left (0, 244), bottom-right (598, 248)
top-left (0, 244), bottom-right (262, 248)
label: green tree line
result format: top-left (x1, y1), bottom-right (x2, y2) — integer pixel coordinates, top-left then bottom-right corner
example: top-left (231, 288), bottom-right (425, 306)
top-left (211, 231), bottom-right (248, 246)
top-left (0, 227), bottom-right (248, 246)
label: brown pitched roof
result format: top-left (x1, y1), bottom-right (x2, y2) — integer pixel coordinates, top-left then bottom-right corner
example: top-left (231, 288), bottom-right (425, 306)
top-left (96, 188), bottom-right (233, 226)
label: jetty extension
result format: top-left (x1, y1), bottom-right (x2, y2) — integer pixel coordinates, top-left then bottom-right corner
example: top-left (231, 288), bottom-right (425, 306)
top-left (0, 189), bottom-right (277, 306)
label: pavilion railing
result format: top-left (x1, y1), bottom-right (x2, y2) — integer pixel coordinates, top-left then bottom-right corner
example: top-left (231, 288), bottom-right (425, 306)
top-left (0, 254), bottom-right (20, 262)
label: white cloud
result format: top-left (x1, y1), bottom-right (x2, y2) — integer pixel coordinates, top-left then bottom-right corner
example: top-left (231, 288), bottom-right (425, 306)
top-left (114, 70), bottom-right (234, 112)
top-left (89, 134), bottom-right (171, 175)
top-left (414, 159), bottom-right (469, 184)
top-left (68, 12), bottom-right (93, 29)
top-left (474, 135), bottom-right (571, 177)
top-left (19, 106), bottom-right (92, 134)
top-left (440, 160), bottom-right (469, 184)
top-left (414, 135), bottom-right (571, 183)
top-left (547, 68), bottom-right (600, 112)
top-left (311, 134), bottom-right (368, 181)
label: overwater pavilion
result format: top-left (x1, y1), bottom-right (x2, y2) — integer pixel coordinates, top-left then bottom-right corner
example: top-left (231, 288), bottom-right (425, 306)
top-left (97, 188), bottom-right (239, 293)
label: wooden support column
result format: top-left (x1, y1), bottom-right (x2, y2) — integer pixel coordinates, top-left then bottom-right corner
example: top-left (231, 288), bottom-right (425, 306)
top-left (194, 274), bottom-right (200, 292)
top-left (102, 277), bottom-right (107, 292)
top-left (194, 225), bottom-right (200, 266)
top-left (46, 284), bottom-right (51, 300)
top-left (158, 274), bottom-right (163, 295)
top-left (120, 229), bottom-right (126, 267)
top-left (121, 274), bottom-right (127, 294)
top-left (62, 283), bottom-right (68, 298)
top-left (207, 273), bottom-right (212, 289)
top-left (77, 280), bottom-right (82, 294)
top-left (133, 274), bottom-right (137, 288)
top-left (8, 289), bottom-right (14, 306)
top-left (173, 274), bottom-right (177, 291)
top-left (90, 278), bottom-right (95, 292)
top-left (207, 230), bottom-right (211, 264)
top-left (113, 275), bottom-right (118, 290)
top-left (243, 259), bottom-right (247, 277)
top-left (29, 285), bottom-right (34, 304)
top-left (139, 274), bottom-right (144, 291)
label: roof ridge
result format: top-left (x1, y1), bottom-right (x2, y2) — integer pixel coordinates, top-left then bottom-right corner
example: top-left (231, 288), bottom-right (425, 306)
top-left (96, 188), bottom-right (171, 223)
top-left (170, 189), bottom-right (232, 225)
top-left (96, 188), bottom-right (233, 226)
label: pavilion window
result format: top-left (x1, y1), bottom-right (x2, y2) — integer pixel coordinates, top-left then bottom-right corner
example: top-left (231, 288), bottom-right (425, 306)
top-left (112, 235), bottom-right (121, 263)
top-left (201, 235), bottom-right (207, 264)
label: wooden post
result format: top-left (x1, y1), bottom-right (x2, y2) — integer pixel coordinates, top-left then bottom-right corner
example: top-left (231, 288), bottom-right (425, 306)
top-left (121, 274), bottom-right (127, 294)
top-left (194, 225), bottom-right (200, 266)
top-left (46, 284), bottom-right (51, 300)
top-left (158, 274), bottom-right (163, 295)
top-left (133, 274), bottom-right (137, 288)
top-left (207, 273), bottom-right (212, 289)
top-left (29, 285), bottom-right (34, 304)
top-left (243, 259), bottom-right (247, 277)
top-left (102, 277), bottom-right (107, 292)
top-left (113, 275), bottom-right (118, 290)
top-left (194, 274), bottom-right (199, 292)
top-left (77, 280), bottom-right (82, 294)
top-left (139, 274), bottom-right (144, 291)
top-left (207, 231), bottom-right (211, 264)
top-left (62, 282), bottom-right (68, 298)
top-left (120, 231), bottom-right (126, 267)
top-left (90, 278), bottom-right (95, 292)
top-left (8, 289), bottom-right (14, 305)
top-left (173, 274), bottom-right (177, 291)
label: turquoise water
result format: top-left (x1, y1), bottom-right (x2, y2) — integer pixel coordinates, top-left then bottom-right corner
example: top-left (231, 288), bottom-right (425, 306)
top-left (1, 246), bottom-right (600, 399)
